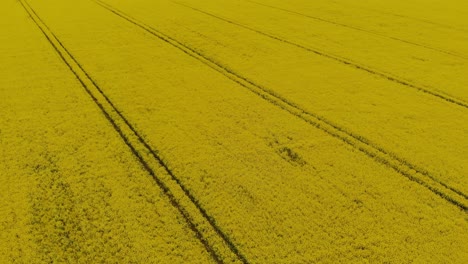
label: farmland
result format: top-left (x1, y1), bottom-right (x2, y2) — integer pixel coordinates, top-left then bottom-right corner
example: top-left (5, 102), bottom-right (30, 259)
top-left (1, 0), bottom-right (467, 263)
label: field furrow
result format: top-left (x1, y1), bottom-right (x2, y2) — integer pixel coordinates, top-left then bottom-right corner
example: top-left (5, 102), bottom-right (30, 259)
top-left (244, 0), bottom-right (468, 57)
top-left (98, 0), bottom-right (468, 197)
top-left (171, 0), bottom-right (468, 109)
top-left (91, 0), bottom-right (467, 210)
top-left (323, 0), bottom-right (468, 33)
top-left (2, 0), bottom-right (467, 262)
top-left (12, 0), bottom-right (467, 262)
top-left (18, 0), bottom-right (247, 262)
top-left (171, 0), bottom-right (468, 103)
top-left (1, 0), bottom-right (218, 262)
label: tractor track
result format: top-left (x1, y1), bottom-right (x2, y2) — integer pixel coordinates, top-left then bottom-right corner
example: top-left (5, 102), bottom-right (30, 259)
top-left (171, 0), bottom-right (468, 110)
top-left (243, 0), bottom-right (468, 60)
top-left (326, 0), bottom-right (468, 34)
top-left (19, 0), bottom-right (249, 263)
top-left (94, 0), bottom-right (468, 211)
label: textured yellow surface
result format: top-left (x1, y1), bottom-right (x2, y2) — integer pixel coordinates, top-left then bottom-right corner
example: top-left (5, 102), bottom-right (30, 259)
top-left (98, 0), bottom-right (468, 194)
top-left (1, 0), bottom-right (467, 263)
top-left (0, 0), bottom-right (215, 263)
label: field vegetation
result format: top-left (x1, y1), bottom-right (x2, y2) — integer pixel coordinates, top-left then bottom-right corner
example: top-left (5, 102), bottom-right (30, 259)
top-left (1, 0), bottom-right (467, 263)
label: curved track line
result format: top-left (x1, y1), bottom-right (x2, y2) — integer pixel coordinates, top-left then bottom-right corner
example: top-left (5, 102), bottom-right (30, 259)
top-left (171, 0), bottom-right (468, 109)
top-left (94, 0), bottom-right (468, 212)
top-left (243, 0), bottom-right (468, 60)
top-left (19, 1), bottom-right (249, 263)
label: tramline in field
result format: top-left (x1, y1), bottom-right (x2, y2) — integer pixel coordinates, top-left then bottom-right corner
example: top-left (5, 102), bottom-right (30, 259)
top-left (1, 0), bottom-right (467, 263)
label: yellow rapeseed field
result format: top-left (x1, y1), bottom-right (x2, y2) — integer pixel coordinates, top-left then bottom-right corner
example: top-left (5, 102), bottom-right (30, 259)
top-left (1, 0), bottom-right (467, 263)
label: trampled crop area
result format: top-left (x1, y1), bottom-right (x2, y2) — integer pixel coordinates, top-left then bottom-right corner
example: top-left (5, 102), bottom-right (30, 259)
top-left (1, 0), bottom-right (467, 263)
